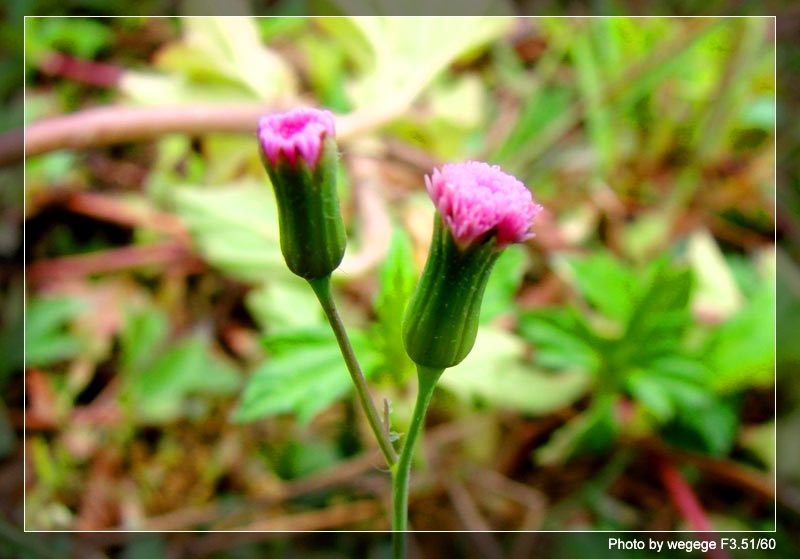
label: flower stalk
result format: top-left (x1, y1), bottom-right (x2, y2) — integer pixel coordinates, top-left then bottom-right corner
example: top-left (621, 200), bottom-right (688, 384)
top-left (258, 108), bottom-right (396, 466)
top-left (392, 161), bottom-right (542, 553)
top-left (258, 108), bottom-right (346, 280)
top-left (309, 275), bottom-right (397, 466)
top-left (391, 365), bottom-right (443, 559)
top-left (258, 109), bottom-right (541, 558)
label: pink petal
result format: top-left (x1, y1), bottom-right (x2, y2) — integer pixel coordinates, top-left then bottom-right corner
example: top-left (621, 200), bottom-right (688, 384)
top-left (426, 161), bottom-right (542, 249)
top-left (258, 108), bottom-right (336, 170)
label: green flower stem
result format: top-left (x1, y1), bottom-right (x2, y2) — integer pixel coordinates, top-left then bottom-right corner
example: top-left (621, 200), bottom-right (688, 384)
top-left (391, 365), bottom-right (444, 559)
top-left (308, 275), bottom-right (398, 467)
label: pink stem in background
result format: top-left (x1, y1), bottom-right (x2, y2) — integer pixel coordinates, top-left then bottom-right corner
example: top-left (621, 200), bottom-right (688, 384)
top-left (21, 104), bottom-right (276, 163)
top-left (25, 240), bottom-right (203, 287)
top-left (38, 52), bottom-right (124, 89)
top-left (657, 457), bottom-right (731, 559)
top-left (62, 191), bottom-right (189, 241)
top-left (659, 458), bottom-right (712, 531)
top-left (0, 98), bottom-right (407, 168)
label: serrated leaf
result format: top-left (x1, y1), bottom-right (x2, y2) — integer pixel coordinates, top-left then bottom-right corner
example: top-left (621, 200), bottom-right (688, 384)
top-left (235, 328), bottom-right (379, 424)
top-left (172, 181), bottom-right (286, 283)
top-left (518, 307), bottom-right (601, 373)
top-left (554, 251), bottom-right (637, 324)
top-left (626, 362), bottom-right (712, 424)
top-left (663, 396), bottom-right (738, 456)
top-left (626, 373), bottom-right (675, 422)
top-left (371, 228), bottom-right (416, 382)
top-left (704, 283), bottom-right (775, 393)
top-left (127, 336), bottom-right (240, 423)
top-left (624, 258), bottom-right (692, 345)
top-left (438, 327), bottom-right (590, 415)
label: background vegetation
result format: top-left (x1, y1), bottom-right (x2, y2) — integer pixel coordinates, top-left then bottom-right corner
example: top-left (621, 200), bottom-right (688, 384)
top-left (1, 9), bottom-right (797, 559)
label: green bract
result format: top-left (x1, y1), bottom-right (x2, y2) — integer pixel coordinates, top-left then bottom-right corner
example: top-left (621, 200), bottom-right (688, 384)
top-left (258, 108), bottom-right (346, 280)
top-left (403, 161), bottom-right (539, 372)
top-left (402, 216), bottom-right (500, 370)
top-left (262, 135), bottom-right (346, 279)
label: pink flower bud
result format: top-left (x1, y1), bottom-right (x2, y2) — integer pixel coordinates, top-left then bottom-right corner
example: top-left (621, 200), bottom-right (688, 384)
top-left (404, 161), bottom-right (543, 368)
top-left (258, 107), bottom-right (336, 170)
top-left (257, 107), bottom-right (345, 279)
top-left (425, 161), bottom-right (542, 249)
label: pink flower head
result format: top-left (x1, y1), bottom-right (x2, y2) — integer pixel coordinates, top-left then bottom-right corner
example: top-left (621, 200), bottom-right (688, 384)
top-left (258, 108), bottom-right (336, 170)
top-left (425, 161), bottom-right (542, 249)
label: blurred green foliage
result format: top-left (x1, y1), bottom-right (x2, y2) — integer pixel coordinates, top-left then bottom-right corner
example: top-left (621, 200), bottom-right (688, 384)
top-left (16, 13), bottom-right (780, 543)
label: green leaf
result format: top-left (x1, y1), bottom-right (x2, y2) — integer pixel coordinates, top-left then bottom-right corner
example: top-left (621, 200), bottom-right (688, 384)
top-left (172, 180), bottom-right (286, 283)
top-left (624, 258), bottom-right (692, 346)
top-left (438, 327), bottom-right (590, 415)
top-left (203, 134), bottom-right (261, 185)
top-left (314, 0), bottom-right (515, 16)
top-left (704, 283), bottom-right (775, 393)
top-left (246, 277), bottom-right (324, 333)
top-left (371, 228), bottom-right (416, 382)
top-left (647, 355), bottom-right (712, 384)
top-left (493, 87), bottom-right (572, 165)
top-left (127, 336), bottom-right (240, 423)
top-left (256, 17), bottom-right (309, 42)
top-left (534, 397), bottom-right (618, 466)
top-left (234, 328), bottom-right (379, 424)
top-left (120, 307), bottom-right (169, 375)
top-left (626, 359), bottom-right (712, 424)
top-left (626, 373), bottom-right (675, 422)
top-left (24, 296), bottom-right (85, 367)
top-left (386, 75), bottom-right (487, 159)
top-left (26, 18), bottom-right (114, 60)
top-left (120, 17), bottom-right (296, 105)
top-left (555, 251), bottom-right (637, 324)
top-left (480, 245), bottom-right (527, 323)
top-left (662, 396), bottom-right (738, 456)
top-left (518, 307), bottom-right (601, 373)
